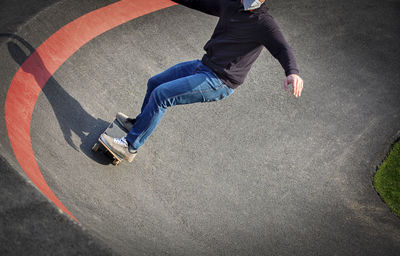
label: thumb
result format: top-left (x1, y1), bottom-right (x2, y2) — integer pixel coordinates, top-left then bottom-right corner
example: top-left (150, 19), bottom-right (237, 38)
top-left (284, 77), bottom-right (290, 91)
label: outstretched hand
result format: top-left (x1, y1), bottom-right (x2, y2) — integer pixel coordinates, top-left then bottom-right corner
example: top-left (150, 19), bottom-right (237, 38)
top-left (284, 74), bottom-right (303, 98)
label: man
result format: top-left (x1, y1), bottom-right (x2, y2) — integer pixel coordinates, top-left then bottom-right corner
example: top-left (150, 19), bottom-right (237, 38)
top-left (100, 0), bottom-right (304, 162)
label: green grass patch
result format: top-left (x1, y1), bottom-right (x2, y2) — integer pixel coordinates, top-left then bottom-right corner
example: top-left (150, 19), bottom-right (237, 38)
top-left (374, 140), bottom-right (400, 217)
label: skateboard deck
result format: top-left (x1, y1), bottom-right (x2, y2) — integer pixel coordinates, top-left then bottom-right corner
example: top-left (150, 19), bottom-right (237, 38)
top-left (92, 118), bottom-right (127, 166)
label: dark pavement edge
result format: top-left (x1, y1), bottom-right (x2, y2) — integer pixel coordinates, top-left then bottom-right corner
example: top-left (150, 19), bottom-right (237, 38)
top-left (0, 155), bottom-right (117, 256)
top-left (0, 0), bottom-right (120, 255)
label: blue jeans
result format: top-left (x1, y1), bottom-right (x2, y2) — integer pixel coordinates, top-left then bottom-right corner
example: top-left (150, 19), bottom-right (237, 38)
top-left (126, 60), bottom-right (234, 150)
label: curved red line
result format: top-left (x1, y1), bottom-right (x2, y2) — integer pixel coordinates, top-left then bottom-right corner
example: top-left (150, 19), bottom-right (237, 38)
top-left (4, 0), bottom-right (176, 222)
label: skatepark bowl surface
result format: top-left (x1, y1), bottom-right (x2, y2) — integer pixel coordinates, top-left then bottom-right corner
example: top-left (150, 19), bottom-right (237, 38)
top-left (0, 0), bottom-right (400, 255)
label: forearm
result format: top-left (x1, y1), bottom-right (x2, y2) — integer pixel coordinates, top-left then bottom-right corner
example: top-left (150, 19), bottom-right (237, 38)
top-left (171, 0), bottom-right (220, 16)
top-left (276, 46), bottom-right (299, 77)
top-left (260, 16), bottom-right (299, 76)
top-left (264, 31), bottom-right (299, 76)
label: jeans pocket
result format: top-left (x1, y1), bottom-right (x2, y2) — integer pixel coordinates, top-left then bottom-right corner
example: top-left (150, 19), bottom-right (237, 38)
top-left (206, 84), bottom-right (234, 102)
top-left (209, 79), bottom-right (224, 90)
top-left (220, 84), bottom-right (234, 100)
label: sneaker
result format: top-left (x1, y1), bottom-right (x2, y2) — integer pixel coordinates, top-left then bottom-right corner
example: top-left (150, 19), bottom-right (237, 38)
top-left (116, 112), bottom-right (136, 132)
top-left (100, 134), bottom-right (137, 162)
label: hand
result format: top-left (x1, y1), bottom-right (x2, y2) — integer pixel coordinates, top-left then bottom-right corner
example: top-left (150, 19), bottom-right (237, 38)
top-left (284, 74), bottom-right (303, 98)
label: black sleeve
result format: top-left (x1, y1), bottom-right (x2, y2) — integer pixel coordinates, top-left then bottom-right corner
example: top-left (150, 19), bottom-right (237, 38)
top-left (171, 0), bottom-right (221, 17)
top-left (259, 15), bottom-right (299, 76)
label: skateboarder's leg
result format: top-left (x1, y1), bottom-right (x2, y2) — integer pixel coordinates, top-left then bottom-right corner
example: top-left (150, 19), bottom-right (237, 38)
top-left (140, 60), bottom-right (203, 113)
top-left (126, 63), bottom-right (234, 150)
top-left (117, 60), bottom-right (202, 131)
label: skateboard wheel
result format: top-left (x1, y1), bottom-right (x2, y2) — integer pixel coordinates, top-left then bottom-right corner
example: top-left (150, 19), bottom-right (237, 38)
top-left (92, 143), bottom-right (100, 152)
top-left (112, 159), bottom-right (120, 166)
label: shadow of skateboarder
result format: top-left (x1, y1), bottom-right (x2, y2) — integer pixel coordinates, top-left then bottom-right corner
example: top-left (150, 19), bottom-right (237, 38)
top-left (1, 33), bottom-right (112, 165)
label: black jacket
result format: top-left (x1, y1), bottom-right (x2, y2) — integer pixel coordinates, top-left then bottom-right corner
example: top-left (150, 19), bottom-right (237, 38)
top-left (172, 0), bottom-right (299, 88)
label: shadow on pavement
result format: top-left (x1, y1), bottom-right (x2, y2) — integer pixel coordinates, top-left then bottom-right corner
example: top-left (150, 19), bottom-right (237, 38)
top-left (1, 33), bottom-right (113, 165)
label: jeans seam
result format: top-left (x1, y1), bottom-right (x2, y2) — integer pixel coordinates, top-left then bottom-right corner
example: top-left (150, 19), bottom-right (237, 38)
top-left (168, 86), bottom-right (217, 102)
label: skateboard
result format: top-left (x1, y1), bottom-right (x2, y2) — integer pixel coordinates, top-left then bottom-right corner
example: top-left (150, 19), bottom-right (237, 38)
top-left (92, 117), bottom-right (127, 166)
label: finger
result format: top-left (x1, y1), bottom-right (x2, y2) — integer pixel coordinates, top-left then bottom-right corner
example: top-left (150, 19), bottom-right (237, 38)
top-left (292, 82), bottom-right (295, 96)
top-left (284, 78), bottom-right (289, 91)
top-left (292, 81), bottom-right (295, 97)
top-left (297, 79), bottom-right (301, 97)
top-left (293, 78), bottom-right (299, 97)
top-left (296, 80), bottom-right (301, 98)
top-left (299, 80), bottom-right (303, 97)
top-left (297, 79), bottom-right (302, 97)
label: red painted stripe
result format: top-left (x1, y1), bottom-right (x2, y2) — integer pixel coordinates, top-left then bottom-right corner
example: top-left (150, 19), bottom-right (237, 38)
top-left (5, 0), bottom-right (176, 222)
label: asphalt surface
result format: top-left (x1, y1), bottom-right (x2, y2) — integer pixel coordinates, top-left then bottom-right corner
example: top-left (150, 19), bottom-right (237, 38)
top-left (1, 0), bottom-right (400, 255)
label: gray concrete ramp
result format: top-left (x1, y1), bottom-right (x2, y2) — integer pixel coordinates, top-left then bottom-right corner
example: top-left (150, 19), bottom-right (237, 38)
top-left (1, 0), bottom-right (400, 255)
